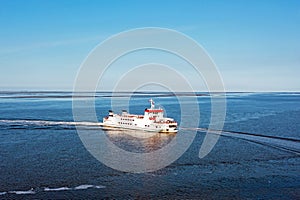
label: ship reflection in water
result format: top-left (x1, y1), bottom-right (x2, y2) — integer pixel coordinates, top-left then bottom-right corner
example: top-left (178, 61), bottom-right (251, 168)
top-left (103, 127), bottom-right (176, 153)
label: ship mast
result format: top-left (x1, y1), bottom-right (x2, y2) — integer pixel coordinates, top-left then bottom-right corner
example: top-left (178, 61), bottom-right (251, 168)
top-left (149, 98), bottom-right (155, 109)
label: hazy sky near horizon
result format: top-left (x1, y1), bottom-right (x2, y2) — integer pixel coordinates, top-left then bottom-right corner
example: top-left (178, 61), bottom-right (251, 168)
top-left (0, 0), bottom-right (299, 91)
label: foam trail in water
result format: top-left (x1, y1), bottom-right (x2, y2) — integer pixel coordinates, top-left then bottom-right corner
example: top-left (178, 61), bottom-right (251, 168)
top-left (0, 184), bottom-right (106, 196)
top-left (8, 189), bottom-right (35, 195)
top-left (43, 184), bottom-right (106, 192)
top-left (74, 184), bottom-right (105, 190)
top-left (74, 185), bottom-right (94, 190)
top-left (0, 119), bottom-right (103, 127)
top-left (223, 130), bottom-right (299, 153)
top-left (44, 187), bottom-right (71, 191)
top-left (184, 127), bottom-right (300, 155)
top-left (1, 119), bottom-right (298, 154)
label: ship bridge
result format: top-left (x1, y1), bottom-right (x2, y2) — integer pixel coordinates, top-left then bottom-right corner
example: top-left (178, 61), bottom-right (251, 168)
top-left (144, 99), bottom-right (164, 120)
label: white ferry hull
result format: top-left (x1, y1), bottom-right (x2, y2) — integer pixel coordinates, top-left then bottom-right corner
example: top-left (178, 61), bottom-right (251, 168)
top-left (102, 99), bottom-right (178, 133)
top-left (102, 123), bottom-right (178, 133)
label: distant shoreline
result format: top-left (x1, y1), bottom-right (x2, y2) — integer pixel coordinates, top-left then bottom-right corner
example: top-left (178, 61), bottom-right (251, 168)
top-left (0, 91), bottom-right (299, 99)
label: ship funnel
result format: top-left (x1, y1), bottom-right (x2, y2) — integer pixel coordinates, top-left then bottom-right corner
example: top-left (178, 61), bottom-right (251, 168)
top-left (122, 110), bottom-right (128, 116)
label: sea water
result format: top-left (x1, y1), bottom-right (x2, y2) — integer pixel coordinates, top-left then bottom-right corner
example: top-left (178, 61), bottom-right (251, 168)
top-left (0, 92), bottom-right (299, 199)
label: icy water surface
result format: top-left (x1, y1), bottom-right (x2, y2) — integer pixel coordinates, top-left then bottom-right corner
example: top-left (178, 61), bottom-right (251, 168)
top-left (0, 92), bottom-right (299, 199)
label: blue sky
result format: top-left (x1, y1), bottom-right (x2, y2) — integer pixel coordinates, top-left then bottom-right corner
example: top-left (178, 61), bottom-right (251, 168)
top-left (0, 0), bottom-right (299, 91)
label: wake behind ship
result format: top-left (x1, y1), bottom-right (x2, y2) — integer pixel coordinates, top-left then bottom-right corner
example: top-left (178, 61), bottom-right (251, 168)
top-left (103, 99), bottom-right (178, 133)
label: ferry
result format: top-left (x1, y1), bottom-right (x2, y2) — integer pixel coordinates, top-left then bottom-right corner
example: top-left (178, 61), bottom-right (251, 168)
top-left (103, 99), bottom-right (178, 133)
